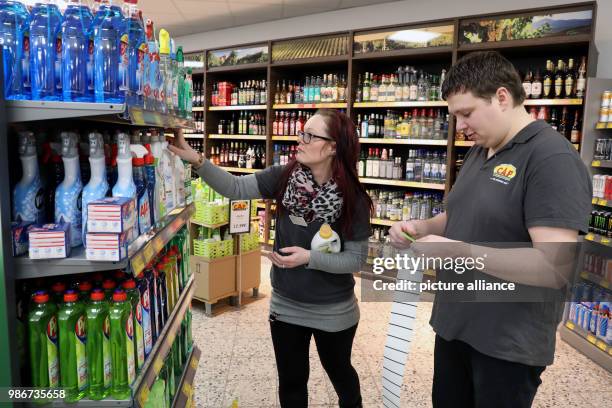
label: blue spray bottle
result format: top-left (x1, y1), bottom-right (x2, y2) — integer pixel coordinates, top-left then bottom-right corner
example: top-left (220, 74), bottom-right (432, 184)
top-left (92, 0), bottom-right (123, 103)
top-left (111, 132), bottom-right (136, 200)
top-left (0, 0), bottom-right (30, 100)
top-left (55, 132), bottom-right (83, 247)
top-left (82, 132), bottom-right (108, 246)
top-left (29, 0), bottom-right (62, 101)
top-left (13, 131), bottom-right (45, 223)
top-left (61, 0), bottom-right (93, 102)
top-left (124, 0), bottom-right (145, 107)
top-left (131, 151), bottom-right (150, 235)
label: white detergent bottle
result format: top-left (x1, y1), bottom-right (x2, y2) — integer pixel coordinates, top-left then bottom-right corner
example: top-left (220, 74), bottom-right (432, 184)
top-left (55, 132), bottom-right (84, 247)
top-left (112, 132), bottom-right (136, 200)
top-left (82, 131), bottom-right (109, 246)
top-left (13, 131), bottom-right (46, 223)
top-left (160, 137), bottom-right (175, 212)
top-left (150, 132), bottom-right (166, 221)
top-left (311, 223), bottom-right (341, 253)
top-left (173, 150), bottom-right (185, 208)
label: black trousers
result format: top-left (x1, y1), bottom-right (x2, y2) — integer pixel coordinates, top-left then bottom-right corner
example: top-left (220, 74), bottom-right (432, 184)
top-left (432, 335), bottom-right (546, 408)
top-left (269, 317), bottom-right (362, 408)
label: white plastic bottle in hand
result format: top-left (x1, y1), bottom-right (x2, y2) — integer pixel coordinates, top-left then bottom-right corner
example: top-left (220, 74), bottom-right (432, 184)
top-left (311, 224), bottom-right (341, 253)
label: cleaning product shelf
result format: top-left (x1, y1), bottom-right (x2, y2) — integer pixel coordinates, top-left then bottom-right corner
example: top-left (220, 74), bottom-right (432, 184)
top-left (14, 204), bottom-right (195, 279)
top-left (170, 346), bottom-right (202, 408)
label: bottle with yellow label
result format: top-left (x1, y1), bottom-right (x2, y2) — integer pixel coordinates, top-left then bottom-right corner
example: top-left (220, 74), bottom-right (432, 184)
top-left (311, 224), bottom-right (341, 253)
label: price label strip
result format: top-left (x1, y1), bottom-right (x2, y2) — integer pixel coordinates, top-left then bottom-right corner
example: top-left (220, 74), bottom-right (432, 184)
top-left (382, 248), bottom-right (423, 408)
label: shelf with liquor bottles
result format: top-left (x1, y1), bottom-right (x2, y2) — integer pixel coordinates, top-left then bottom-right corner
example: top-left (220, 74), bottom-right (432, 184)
top-left (212, 111), bottom-right (268, 137)
top-left (353, 65), bottom-right (449, 106)
top-left (272, 144), bottom-right (298, 166)
top-left (358, 147), bottom-right (447, 191)
top-left (271, 67), bottom-right (349, 109)
top-left (272, 111), bottom-right (313, 139)
top-left (192, 77), bottom-right (206, 111)
top-left (210, 79), bottom-right (268, 108)
top-left (356, 108), bottom-right (449, 142)
top-left (527, 105), bottom-right (583, 147)
top-left (208, 141), bottom-right (267, 171)
top-left (369, 188), bottom-right (445, 223)
top-left (186, 138), bottom-right (205, 153)
top-left (185, 111), bottom-right (205, 135)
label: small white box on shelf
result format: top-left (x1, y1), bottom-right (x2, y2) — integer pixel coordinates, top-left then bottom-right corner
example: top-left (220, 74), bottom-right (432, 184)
top-left (87, 197), bottom-right (136, 233)
top-left (85, 229), bottom-right (131, 261)
top-left (28, 223), bottom-right (71, 259)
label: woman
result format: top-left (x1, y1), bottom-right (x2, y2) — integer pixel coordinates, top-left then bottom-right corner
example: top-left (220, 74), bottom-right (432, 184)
top-left (170, 109), bottom-right (372, 408)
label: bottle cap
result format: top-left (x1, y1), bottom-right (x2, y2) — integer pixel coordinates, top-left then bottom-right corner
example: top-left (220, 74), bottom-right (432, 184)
top-left (113, 290), bottom-right (127, 302)
top-left (33, 291), bottom-right (50, 304)
top-left (78, 281), bottom-right (93, 292)
top-left (63, 290), bottom-right (79, 302)
top-left (133, 157), bottom-right (145, 166)
top-left (159, 29), bottom-right (170, 55)
top-left (90, 289), bottom-right (105, 301)
top-left (122, 279), bottom-right (136, 290)
top-left (102, 279), bottom-right (116, 290)
top-left (319, 224), bottom-right (333, 239)
top-left (51, 281), bottom-right (66, 293)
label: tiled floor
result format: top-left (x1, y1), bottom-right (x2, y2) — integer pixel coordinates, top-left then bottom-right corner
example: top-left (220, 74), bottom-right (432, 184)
top-left (192, 257), bottom-right (611, 407)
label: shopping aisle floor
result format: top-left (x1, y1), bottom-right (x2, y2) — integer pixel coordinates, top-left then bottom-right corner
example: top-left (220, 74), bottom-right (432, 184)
top-left (192, 257), bottom-right (611, 408)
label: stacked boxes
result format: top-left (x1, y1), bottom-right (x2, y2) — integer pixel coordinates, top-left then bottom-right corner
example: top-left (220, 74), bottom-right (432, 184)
top-left (86, 197), bottom-right (136, 261)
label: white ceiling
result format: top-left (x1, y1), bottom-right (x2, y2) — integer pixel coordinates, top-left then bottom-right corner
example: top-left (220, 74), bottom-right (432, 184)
top-left (140, 0), bottom-right (399, 37)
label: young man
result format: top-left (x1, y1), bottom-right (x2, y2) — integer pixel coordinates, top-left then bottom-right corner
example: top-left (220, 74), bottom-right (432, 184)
top-left (389, 51), bottom-right (592, 407)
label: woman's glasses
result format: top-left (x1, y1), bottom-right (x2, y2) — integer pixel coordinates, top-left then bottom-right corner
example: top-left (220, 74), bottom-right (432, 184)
top-left (297, 130), bottom-right (332, 144)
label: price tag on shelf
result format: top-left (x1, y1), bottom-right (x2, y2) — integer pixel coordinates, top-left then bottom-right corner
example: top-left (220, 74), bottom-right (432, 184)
top-left (592, 160), bottom-right (602, 167)
top-left (182, 382), bottom-right (193, 397)
top-left (587, 334), bottom-right (597, 344)
top-left (580, 272), bottom-right (589, 280)
top-left (137, 387), bottom-right (150, 406)
top-left (143, 245), bottom-right (155, 263)
top-left (596, 122), bottom-right (606, 129)
top-left (166, 331), bottom-right (176, 347)
top-left (565, 321), bottom-right (575, 330)
top-left (598, 199), bottom-right (608, 206)
top-left (592, 197), bottom-right (598, 204)
top-left (586, 233), bottom-right (595, 241)
top-left (153, 237), bottom-right (164, 253)
top-left (190, 356), bottom-right (199, 370)
top-left (154, 357), bottom-right (163, 375)
top-left (608, 122), bottom-right (612, 129)
top-left (596, 340), bottom-right (608, 352)
top-left (609, 347), bottom-right (612, 356)
top-left (601, 237), bottom-right (610, 245)
top-left (132, 256), bottom-right (145, 276)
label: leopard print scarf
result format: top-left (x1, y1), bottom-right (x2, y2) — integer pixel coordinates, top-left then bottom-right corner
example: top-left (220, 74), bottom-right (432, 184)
top-left (281, 164), bottom-right (343, 224)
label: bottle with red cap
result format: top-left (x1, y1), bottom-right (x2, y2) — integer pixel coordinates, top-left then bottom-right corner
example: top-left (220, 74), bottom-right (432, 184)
top-left (133, 155), bottom-right (151, 235)
top-left (122, 279), bottom-right (145, 372)
top-left (51, 281), bottom-right (67, 305)
top-left (58, 290), bottom-right (88, 402)
top-left (86, 289), bottom-right (111, 400)
top-left (28, 291), bottom-right (60, 391)
top-left (109, 290), bottom-right (136, 398)
top-left (102, 279), bottom-right (117, 301)
top-left (78, 281), bottom-right (93, 302)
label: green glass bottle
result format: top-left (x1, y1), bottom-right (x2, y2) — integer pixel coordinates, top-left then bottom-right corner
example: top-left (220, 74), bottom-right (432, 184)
top-left (86, 289), bottom-right (111, 400)
top-left (109, 290), bottom-right (136, 399)
top-left (28, 291), bottom-right (60, 390)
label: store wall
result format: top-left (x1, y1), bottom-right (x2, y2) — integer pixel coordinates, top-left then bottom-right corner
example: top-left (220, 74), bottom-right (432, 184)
top-left (176, 0), bottom-right (612, 78)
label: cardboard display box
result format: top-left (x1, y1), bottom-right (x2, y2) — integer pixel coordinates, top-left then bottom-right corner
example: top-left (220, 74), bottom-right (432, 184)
top-left (237, 249), bottom-right (261, 292)
top-left (191, 254), bottom-right (237, 302)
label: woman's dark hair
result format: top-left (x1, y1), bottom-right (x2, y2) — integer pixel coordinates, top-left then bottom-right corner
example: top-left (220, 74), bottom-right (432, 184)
top-left (275, 109), bottom-right (373, 239)
top-left (441, 51), bottom-right (525, 106)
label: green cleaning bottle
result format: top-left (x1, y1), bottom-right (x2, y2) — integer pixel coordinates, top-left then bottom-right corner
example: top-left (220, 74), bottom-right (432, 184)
top-left (58, 290), bottom-right (88, 402)
top-left (28, 291), bottom-right (60, 390)
top-left (109, 290), bottom-right (136, 399)
top-left (86, 289), bottom-right (111, 400)
top-left (122, 279), bottom-right (146, 372)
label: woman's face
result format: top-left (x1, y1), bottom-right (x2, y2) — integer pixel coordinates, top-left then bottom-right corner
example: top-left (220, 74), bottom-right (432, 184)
top-left (296, 114), bottom-right (336, 167)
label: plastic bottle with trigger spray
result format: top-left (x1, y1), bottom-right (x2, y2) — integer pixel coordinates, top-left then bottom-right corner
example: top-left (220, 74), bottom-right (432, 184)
top-left (82, 131), bottom-right (109, 246)
top-left (13, 131), bottom-right (45, 223)
top-left (55, 132), bottom-right (83, 247)
top-left (160, 136), bottom-right (175, 212)
top-left (112, 132), bottom-right (136, 200)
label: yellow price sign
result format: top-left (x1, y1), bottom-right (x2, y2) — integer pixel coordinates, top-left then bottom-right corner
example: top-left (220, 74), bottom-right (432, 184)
top-left (592, 160), bottom-right (602, 167)
top-left (182, 381), bottom-right (193, 396)
top-left (602, 238), bottom-right (611, 245)
top-left (143, 245), bottom-right (155, 263)
top-left (598, 199), bottom-right (608, 206)
top-left (608, 122), bottom-right (612, 129)
top-left (153, 237), bottom-right (164, 253)
top-left (132, 256), bottom-right (145, 276)
top-left (166, 331), bottom-right (176, 347)
top-left (592, 197), bottom-right (599, 204)
top-left (587, 334), bottom-right (597, 344)
top-left (565, 321), bottom-right (575, 330)
top-left (596, 340), bottom-right (608, 352)
top-left (586, 233), bottom-right (595, 241)
top-left (596, 122), bottom-right (606, 129)
top-left (154, 357), bottom-right (163, 375)
top-left (190, 356), bottom-right (199, 370)
top-left (138, 387), bottom-right (150, 406)
top-left (609, 347), bottom-right (612, 356)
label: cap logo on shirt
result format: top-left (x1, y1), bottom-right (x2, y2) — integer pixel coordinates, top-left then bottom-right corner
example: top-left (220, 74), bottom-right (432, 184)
top-left (491, 164), bottom-right (517, 184)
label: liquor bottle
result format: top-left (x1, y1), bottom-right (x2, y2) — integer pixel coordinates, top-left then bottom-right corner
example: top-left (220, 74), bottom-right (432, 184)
top-left (402, 67), bottom-right (410, 102)
top-left (570, 110), bottom-right (581, 143)
top-left (531, 69), bottom-right (542, 99)
top-left (438, 70), bottom-right (446, 101)
top-left (313, 76), bottom-right (321, 102)
top-left (370, 75), bottom-right (379, 102)
top-left (283, 111), bottom-right (290, 135)
top-left (576, 57), bottom-right (587, 98)
top-left (363, 72), bottom-right (370, 102)
top-left (543, 60), bottom-right (553, 99)
top-left (378, 75), bottom-right (387, 103)
top-left (522, 69), bottom-right (532, 99)
top-left (274, 80), bottom-right (281, 104)
top-left (549, 108), bottom-right (558, 131)
top-left (356, 74), bottom-right (363, 102)
top-left (554, 59), bottom-right (565, 99)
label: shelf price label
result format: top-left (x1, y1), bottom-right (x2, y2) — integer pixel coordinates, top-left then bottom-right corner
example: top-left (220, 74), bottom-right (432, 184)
top-left (154, 357), bottom-right (163, 375)
top-left (587, 334), bottom-right (597, 344)
top-left (580, 272), bottom-right (589, 280)
top-left (585, 233), bottom-right (595, 241)
top-left (137, 387), bottom-right (150, 406)
top-left (596, 122), bottom-right (606, 129)
top-left (601, 237), bottom-right (610, 245)
top-left (166, 331), bottom-right (176, 347)
top-left (592, 160), bottom-right (602, 167)
top-left (143, 245), bottom-right (155, 263)
top-left (596, 340), bottom-right (608, 352)
top-left (182, 381), bottom-right (193, 397)
top-left (190, 356), bottom-right (199, 370)
top-left (608, 122), bottom-right (612, 129)
top-left (598, 199), bottom-right (608, 206)
top-left (132, 256), bottom-right (145, 276)
top-left (565, 321), bottom-right (575, 330)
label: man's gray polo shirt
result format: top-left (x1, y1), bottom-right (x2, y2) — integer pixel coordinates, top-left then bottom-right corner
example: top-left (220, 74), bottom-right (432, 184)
top-left (430, 120), bottom-right (592, 366)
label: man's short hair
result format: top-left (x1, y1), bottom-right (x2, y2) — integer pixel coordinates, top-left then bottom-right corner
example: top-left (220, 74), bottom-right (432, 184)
top-left (441, 51), bottom-right (526, 106)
